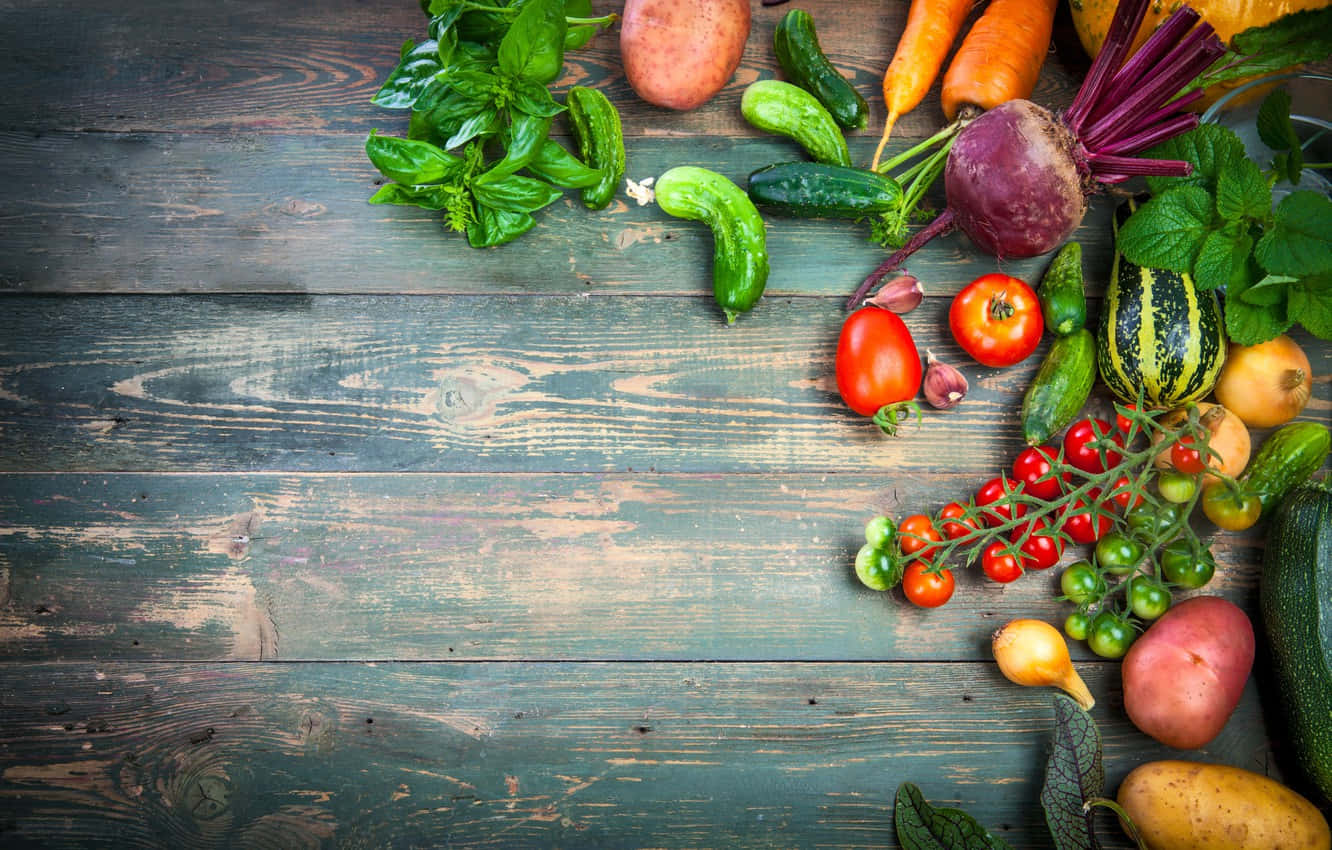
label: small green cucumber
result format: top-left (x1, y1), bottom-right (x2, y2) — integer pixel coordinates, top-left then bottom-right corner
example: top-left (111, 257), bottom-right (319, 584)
top-left (773, 9), bottom-right (868, 131)
top-left (740, 79), bottom-right (851, 167)
top-left (1240, 420), bottom-right (1331, 517)
top-left (1021, 329), bottom-right (1097, 446)
top-left (567, 85), bottom-right (625, 211)
top-left (1038, 241), bottom-right (1087, 336)
top-left (747, 162), bottom-right (902, 219)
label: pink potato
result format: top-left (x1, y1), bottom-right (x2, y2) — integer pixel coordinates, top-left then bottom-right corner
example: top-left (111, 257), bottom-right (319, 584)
top-left (619, 0), bottom-right (751, 111)
top-left (1122, 596), bottom-right (1255, 750)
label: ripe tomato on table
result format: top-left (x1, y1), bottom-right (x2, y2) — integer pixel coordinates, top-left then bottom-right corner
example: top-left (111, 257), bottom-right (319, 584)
top-left (948, 273), bottom-right (1044, 367)
top-left (835, 305), bottom-right (922, 418)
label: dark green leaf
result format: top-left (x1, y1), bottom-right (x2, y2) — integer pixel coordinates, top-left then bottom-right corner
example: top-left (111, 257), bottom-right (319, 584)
top-left (486, 112), bottom-right (554, 177)
top-left (1231, 6), bottom-right (1332, 54)
top-left (445, 106), bottom-right (500, 149)
top-left (1117, 187), bottom-right (1215, 272)
top-left (525, 138), bottom-right (602, 188)
top-left (1271, 150), bottom-right (1304, 187)
top-left (428, 4), bottom-right (466, 41)
top-left (1256, 89), bottom-right (1300, 155)
top-left (513, 79), bottom-right (566, 118)
top-left (365, 130), bottom-right (466, 185)
top-left (1145, 125), bottom-right (1245, 196)
top-left (1041, 695), bottom-right (1104, 850)
top-left (1226, 271), bottom-right (1293, 344)
top-left (1215, 157), bottom-right (1271, 222)
top-left (456, 1), bottom-right (516, 44)
top-left (472, 172), bottom-right (563, 213)
top-left (1288, 278), bottom-right (1332, 340)
top-left (1240, 274), bottom-right (1296, 306)
top-left (466, 205), bottom-right (537, 248)
top-left (498, 0), bottom-right (567, 84)
top-left (447, 69), bottom-right (500, 102)
top-left (368, 182), bottom-right (457, 211)
top-left (372, 39), bottom-right (445, 109)
top-left (894, 783), bottom-right (1014, 850)
top-left (564, 0), bottom-right (597, 49)
top-left (1194, 229), bottom-right (1252, 292)
top-left (1255, 191), bottom-right (1332, 276)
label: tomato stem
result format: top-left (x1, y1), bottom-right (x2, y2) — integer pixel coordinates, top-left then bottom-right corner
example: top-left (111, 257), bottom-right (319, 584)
top-left (987, 292), bottom-right (1015, 322)
top-left (872, 401), bottom-right (922, 437)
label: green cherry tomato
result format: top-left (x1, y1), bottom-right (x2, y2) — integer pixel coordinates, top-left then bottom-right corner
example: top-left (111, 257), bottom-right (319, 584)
top-left (1059, 560), bottom-right (1105, 606)
top-left (854, 544), bottom-right (902, 591)
top-left (1159, 538), bottom-right (1216, 589)
top-left (1095, 532), bottom-right (1145, 575)
top-left (1156, 471), bottom-right (1198, 504)
top-left (1088, 611), bottom-right (1136, 659)
top-left (1126, 576), bottom-right (1172, 620)
top-left (864, 515), bottom-right (895, 549)
top-left (1201, 482), bottom-right (1262, 532)
top-left (1125, 501), bottom-right (1182, 541)
top-left (1064, 612), bottom-right (1092, 642)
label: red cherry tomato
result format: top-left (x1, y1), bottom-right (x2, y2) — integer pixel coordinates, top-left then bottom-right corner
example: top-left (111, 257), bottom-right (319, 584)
top-left (938, 501), bottom-right (979, 540)
top-left (1115, 404), bottom-right (1139, 436)
top-left (902, 561), bottom-right (955, 608)
top-left (976, 476), bottom-right (1027, 527)
top-left (1105, 475), bottom-right (1144, 512)
top-left (1063, 418), bottom-right (1124, 474)
top-left (898, 514), bottom-right (942, 558)
top-left (1170, 435), bottom-right (1208, 475)
top-left (948, 273), bottom-right (1044, 367)
top-left (1060, 493), bottom-right (1111, 544)
top-left (1009, 517), bottom-right (1063, 570)
top-left (981, 542), bottom-right (1024, 583)
top-left (1011, 446), bottom-right (1063, 502)
top-left (835, 307), bottom-right (923, 417)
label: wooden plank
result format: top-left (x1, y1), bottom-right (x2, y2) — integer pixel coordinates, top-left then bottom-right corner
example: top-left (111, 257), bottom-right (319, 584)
top-left (0, 472), bottom-right (1272, 662)
top-left (0, 660), bottom-right (1283, 848)
top-left (0, 0), bottom-right (1086, 138)
top-left (1, 294), bottom-right (1327, 474)
top-left (0, 131), bottom-right (1119, 295)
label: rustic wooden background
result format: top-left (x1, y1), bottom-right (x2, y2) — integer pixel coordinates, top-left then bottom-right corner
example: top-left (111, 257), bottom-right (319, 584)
top-left (0, 0), bottom-right (1328, 846)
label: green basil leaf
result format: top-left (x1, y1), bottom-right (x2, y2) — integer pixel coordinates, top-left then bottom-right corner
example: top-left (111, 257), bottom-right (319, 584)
top-left (487, 112), bottom-right (554, 177)
top-left (372, 39), bottom-right (446, 109)
top-left (447, 69), bottom-right (500, 102)
top-left (472, 172), bottom-right (563, 213)
top-left (445, 106), bottom-right (500, 150)
top-left (525, 138), bottom-right (602, 188)
top-left (1255, 191), bottom-right (1332, 277)
top-left (1041, 695), bottom-right (1104, 850)
top-left (564, 0), bottom-right (597, 49)
top-left (513, 79), bottom-right (566, 118)
top-left (1117, 186), bottom-right (1215, 272)
top-left (1226, 271), bottom-right (1293, 344)
top-left (457, 1), bottom-right (515, 44)
top-left (1215, 158), bottom-right (1271, 222)
top-left (467, 205), bottom-right (537, 248)
top-left (365, 130), bottom-right (466, 185)
top-left (1194, 229), bottom-right (1252, 292)
top-left (368, 182), bottom-right (457, 211)
top-left (498, 0), bottom-right (567, 84)
top-left (1144, 125), bottom-right (1246, 196)
top-left (894, 783), bottom-right (1014, 850)
top-left (428, 4), bottom-right (466, 40)
top-left (1288, 277), bottom-right (1332, 340)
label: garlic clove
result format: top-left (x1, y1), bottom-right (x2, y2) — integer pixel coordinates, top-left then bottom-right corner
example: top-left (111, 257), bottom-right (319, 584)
top-left (864, 274), bottom-right (923, 313)
top-left (923, 351), bottom-right (968, 410)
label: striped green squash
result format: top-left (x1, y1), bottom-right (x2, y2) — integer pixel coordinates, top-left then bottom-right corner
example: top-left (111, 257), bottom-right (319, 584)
top-left (1097, 201), bottom-right (1226, 408)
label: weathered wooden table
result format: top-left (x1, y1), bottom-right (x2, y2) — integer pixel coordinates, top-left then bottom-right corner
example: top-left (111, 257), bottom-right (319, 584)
top-left (1, 1), bottom-right (1327, 846)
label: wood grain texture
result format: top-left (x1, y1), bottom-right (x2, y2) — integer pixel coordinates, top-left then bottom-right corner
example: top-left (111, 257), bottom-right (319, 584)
top-left (0, 472), bottom-right (1275, 662)
top-left (0, 661), bottom-right (1281, 849)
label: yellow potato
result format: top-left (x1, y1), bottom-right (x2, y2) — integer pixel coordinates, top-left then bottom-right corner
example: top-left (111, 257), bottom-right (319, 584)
top-left (1118, 760), bottom-right (1331, 850)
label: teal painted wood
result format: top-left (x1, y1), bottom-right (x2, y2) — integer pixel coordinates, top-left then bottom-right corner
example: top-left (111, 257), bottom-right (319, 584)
top-left (0, 661), bottom-right (1280, 849)
top-left (0, 131), bottom-right (1118, 295)
top-left (0, 472), bottom-right (1271, 662)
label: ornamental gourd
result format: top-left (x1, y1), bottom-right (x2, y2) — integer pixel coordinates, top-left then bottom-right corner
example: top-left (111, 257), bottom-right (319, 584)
top-left (1097, 201), bottom-right (1226, 408)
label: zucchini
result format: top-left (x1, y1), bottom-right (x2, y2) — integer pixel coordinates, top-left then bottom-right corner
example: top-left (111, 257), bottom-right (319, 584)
top-left (1097, 199), bottom-right (1226, 407)
top-left (1020, 328), bottom-right (1096, 446)
top-left (1241, 421), bottom-right (1331, 518)
top-left (773, 9), bottom-right (868, 131)
top-left (1260, 481), bottom-right (1332, 804)
top-left (747, 162), bottom-right (902, 219)
top-left (1037, 241), bottom-right (1087, 336)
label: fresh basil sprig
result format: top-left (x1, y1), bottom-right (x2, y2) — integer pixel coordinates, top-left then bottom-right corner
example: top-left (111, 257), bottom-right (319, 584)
top-left (1116, 90), bottom-right (1332, 345)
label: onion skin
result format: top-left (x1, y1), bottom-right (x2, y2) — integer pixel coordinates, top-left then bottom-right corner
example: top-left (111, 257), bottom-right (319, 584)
top-left (944, 100), bottom-right (1089, 259)
top-left (1213, 335), bottom-right (1313, 428)
top-left (992, 618), bottom-right (1095, 709)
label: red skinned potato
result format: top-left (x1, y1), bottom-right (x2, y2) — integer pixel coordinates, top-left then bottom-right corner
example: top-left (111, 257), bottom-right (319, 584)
top-left (1122, 596), bottom-right (1254, 750)
top-left (619, 0), bottom-right (751, 111)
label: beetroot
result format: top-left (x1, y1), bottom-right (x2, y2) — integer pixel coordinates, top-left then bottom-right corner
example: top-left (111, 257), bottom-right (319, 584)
top-left (848, 0), bottom-right (1225, 308)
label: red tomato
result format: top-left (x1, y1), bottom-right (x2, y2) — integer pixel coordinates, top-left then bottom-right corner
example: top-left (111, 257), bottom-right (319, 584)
top-left (948, 273), bottom-right (1044, 367)
top-left (1011, 446), bottom-right (1063, 502)
top-left (1009, 517), bottom-right (1063, 570)
top-left (835, 307), bottom-right (923, 417)
top-left (898, 514), bottom-right (942, 558)
top-left (1170, 436), bottom-right (1208, 475)
top-left (1115, 403), bottom-right (1139, 436)
top-left (902, 561), bottom-right (954, 607)
top-left (1105, 475), bottom-right (1144, 511)
top-left (981, 542), bottom-right (1023, 583)
top-left (1060, 493), bottom-right (1111, 544)
top-left (976, 476), bottom-right (1027, 527)
top-left (938, 501), bottom-right (979, 540)
top-left (1063, 418), bottom-right (1124, 474)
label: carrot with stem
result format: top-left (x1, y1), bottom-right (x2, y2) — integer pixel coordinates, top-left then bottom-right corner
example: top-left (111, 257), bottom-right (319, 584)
top-left (870, 0), bottom-right (973, 171)
top-left (940, 0), bottom-right (1060, 122)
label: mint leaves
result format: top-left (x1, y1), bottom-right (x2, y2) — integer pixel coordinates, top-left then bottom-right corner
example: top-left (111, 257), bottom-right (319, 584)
top-left (1117, 90), bottom-right (1332, 344)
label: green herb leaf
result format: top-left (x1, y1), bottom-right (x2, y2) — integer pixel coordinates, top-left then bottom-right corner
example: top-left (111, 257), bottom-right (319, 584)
top-left (1187, 8), bottom-right (1332, 94)
top-left (1288, 276), bottom-right (1332, 340)
top-left (1255, 191), bottom-right (1332, 277)
top-left (1256, 90), bottom-right (1304, 185)
top-left (486, 112), bottom-right (554, 178)
top-left (524, 138), bottom-right (602, 188)
top-left (471, 172), bottom-right (563, 213)
top-left (445, 106), bottom-right (499, 150)
top-left (372, 39), bottom-right (446, 109)
top-left (1145, 125), bottom-right (1245, 196)
top-left (498, 0), bottom-right (568, 84)
top-left (368, 182), bottom-right (458, 211)
top-left (1226, 272), bottom-right (1293, 345)
top-left (1041, 695), bottom-right (1104, 850)
top-left (513, 79), bottom-right (566, 118)
top-left (1194, 228), bottom-right (1253, 292)
top-left (1117, 186), bottom-right (1215, 272)
top-left (365, 130), bottom-right (466, 185)
top-left (1232, 6), bottom-right (1332, 54)
top-left (894, 783), bottom-right (1014, 850)
top-left (466, 205), bottom-right (537, 248)
top-left (1239, 273), bottom-right (1296, 306)
top-left (1215, 158), bottom-right (1271, 222)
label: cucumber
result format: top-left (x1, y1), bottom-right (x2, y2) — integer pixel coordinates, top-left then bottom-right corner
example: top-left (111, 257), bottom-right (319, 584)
top-left (740, 79), bottom-right (851, 167)
top-left (773, 9), bottom-right (868, 131)
top-left (1021, 329), bottom-right (1096, 446)
top-left (1260, 481), bottom-right (1332, 804)
top-left (1241, 421), bottom-right (1331, 517)
top-left (1038, 241), bottom-right (1087, 336)
top-left (747, 162), bottom-right (902, 219)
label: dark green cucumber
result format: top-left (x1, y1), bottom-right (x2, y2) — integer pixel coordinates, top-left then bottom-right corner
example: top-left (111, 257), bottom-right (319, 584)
top-left (747, 162), bottom-right (902, 219)
top-left (1240, 421), bottom-right (1331, 517)
top-left (1038, 241), bottom-right (1087, 336)
top-left (567, 86), bottom-right (625, 211)
top-left (1260, 482), bottom-right (1332, 804)
top-left (1021, 329), bottom-right (1096, 446)
top-left (773, 9), bottom-right (868, 131)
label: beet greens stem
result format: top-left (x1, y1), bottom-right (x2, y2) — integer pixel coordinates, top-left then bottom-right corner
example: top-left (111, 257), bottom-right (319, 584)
top-left (1095, 6), bottom-right (1201, 116)
top-left (848, 209), bottom-right (956, 311)
top-left (1064, 0), bottom-right (1152, 134)
top-left (1097, 112), bottom-right (1200, 157)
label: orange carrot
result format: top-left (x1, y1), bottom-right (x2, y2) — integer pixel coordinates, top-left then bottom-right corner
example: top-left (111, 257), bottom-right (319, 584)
top-left (871, 0), bottom-right (973, 171)
top-left (940, 0), bottom-right (1059, 122)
